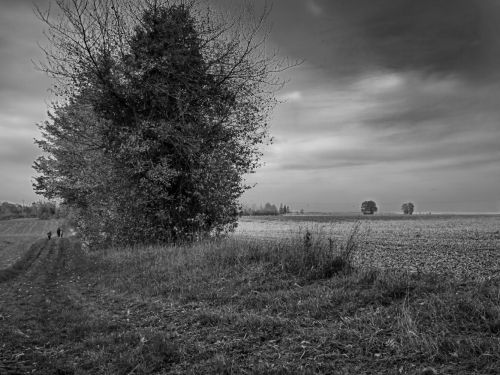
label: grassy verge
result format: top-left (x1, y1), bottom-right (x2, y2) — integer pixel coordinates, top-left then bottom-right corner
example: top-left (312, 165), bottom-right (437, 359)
top-left (64, 228), bottom-right (500, 374)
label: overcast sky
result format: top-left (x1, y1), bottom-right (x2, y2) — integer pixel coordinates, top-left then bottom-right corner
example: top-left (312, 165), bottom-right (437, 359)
top-left (1, 0), bottom-right (499, 213)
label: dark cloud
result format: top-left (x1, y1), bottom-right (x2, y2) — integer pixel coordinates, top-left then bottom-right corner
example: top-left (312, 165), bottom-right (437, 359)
top-left (334, 0), bottom-right (482, 75)
top-left (265, 0), bottom-right (500, 80)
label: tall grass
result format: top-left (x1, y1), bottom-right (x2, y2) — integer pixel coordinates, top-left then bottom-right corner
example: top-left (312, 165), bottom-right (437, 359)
top-left (74, 222), bottom-right (500, 373)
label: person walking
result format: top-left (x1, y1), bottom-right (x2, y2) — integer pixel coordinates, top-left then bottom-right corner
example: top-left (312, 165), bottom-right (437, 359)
top-left (56, 228), bottom-right (61, 237)
top-left (47, 231), bottom-right (52, 240)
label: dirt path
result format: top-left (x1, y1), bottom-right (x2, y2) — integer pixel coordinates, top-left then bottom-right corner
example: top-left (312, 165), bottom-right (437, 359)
top-left (0, 238), bottom-right (94, 373)
top-left (0, 234), bottom-right (193, 374)
top-left (0, 237), bottom-right (165, 374)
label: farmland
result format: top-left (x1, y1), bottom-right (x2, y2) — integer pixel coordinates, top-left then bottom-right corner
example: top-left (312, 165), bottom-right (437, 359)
top-left (1, 215), bottom-right (499, 374)
top-left (236, 214), bottom-right (500, 279)
top-left (0, 218), bottom-right (62, 269)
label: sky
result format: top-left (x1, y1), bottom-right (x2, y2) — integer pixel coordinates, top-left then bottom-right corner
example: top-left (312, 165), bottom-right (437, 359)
top-left (0, 0), bottom-right (499, 213)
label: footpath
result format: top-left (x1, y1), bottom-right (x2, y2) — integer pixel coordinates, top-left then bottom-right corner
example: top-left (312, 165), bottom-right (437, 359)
top-left (0, 238), bottom-right (111, 373)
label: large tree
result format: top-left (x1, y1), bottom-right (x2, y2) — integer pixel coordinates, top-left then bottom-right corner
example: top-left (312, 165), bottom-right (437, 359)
top-left (33, 0), bottom-right (288, 247)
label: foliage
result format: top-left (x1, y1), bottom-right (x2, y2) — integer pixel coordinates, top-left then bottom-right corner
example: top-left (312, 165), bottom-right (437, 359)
top-left (240, 202), bottom-right (292, 216)
top-left (361, 200), bottom-right (378, 215)
top-left (0, 202), bottom-right (28, 220)
top-left (278, 203), bottom-right (290, 214)
top-left (33, 0), bottom-right (288, 247)
top-left (402, 202), bottom-right (415, 215)
top-left (0, 201), bottom-right (62, 220)
top-left (270, 222), bottom-right (361, 280)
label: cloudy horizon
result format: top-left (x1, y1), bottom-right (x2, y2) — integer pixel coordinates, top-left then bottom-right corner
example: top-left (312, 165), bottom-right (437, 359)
top-left (1, 0), bottom-right (499, 213)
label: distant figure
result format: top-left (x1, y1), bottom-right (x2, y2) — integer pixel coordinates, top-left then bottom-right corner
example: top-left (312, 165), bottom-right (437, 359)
top-left (60, 229), bottom-right (64, 238)
top-left (47, 231), bottom-right (52, 240)
top-left (56, 228), bottom-right (61, 237)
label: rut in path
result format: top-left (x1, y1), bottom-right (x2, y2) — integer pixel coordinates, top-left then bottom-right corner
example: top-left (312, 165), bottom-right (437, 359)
top-left (0, 238), bottom-right (91, 374)
top-left (0, 239), bottom-right (47, 283)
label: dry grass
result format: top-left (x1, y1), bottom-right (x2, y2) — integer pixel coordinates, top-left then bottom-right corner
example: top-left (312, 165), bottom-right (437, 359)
top-left (69, 225), bottom-right (500, 374)
top-left (237, 215), bottom-right (500, 279)
top-left (1, 221), bottom-right (499, 374)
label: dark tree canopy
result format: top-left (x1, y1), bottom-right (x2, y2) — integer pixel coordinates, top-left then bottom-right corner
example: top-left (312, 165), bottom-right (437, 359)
top-left (361, 200), bottom-right (378, 215)
top-left (33, 0), bottom-right (288, 247)
top-left (402, 202), bottom-right (415, 215)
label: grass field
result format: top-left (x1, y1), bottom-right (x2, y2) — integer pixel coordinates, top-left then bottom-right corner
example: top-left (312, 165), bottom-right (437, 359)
top-left (1, 215), bottom-right (499, 373)
top-left (0, 218), bottom-right (62, 269)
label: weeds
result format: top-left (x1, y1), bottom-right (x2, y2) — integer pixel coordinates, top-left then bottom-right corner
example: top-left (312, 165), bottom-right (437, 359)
top-left (266, 222), bottom-right (363, 280)
top-left (4, 221), bottom-right (500, 374)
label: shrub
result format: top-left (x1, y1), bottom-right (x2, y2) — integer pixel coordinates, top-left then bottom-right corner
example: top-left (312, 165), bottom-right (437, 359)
top-left (271, 222), bottom-right (362, 280)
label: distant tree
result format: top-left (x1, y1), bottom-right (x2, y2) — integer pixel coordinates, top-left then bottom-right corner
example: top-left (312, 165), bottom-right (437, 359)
top-left (37, 202), bottom-right (57, 220)
top-left (0, 201), bottom-right (48, 220)
top-left (239, 205), bottom-right (254, 216)
top-left (279, 204), bottom-right (290, 214)
top-left (361, 200), bottom-right (378, 215)
top-left (33, 0), bottom-right (291, 247)
top-left (263, 202), bottom-right (278, 215)
top-left (0, 202), bottom-right (20, 220)
top-left (401, 202), bottom-right (415, 215)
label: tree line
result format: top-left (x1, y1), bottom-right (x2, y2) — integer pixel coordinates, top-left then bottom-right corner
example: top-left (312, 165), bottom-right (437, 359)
top-left (0, 201), bottom-right (62, 220)
top-left (240, 203), bottom-right (291, 216)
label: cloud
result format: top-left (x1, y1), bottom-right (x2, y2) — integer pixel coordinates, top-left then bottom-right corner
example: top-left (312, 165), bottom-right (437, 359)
top-left (305, 0), bottom-right (322, 17)
top-left (0, 1), bottom-right (51, 203)
top-left (265, 0), bottom-right (500, 82)
top-left (265, 69), bottom-right (500, 179)
top-left (279, 90), bottom-right (303, 102)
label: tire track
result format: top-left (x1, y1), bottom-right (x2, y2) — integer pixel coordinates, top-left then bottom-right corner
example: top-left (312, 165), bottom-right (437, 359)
top-left (2, 237), bottom-right (163, 374)
top-left (0, 239), bottom-right (48, 283)
top-left (0, 238), bottom-right (78, 374)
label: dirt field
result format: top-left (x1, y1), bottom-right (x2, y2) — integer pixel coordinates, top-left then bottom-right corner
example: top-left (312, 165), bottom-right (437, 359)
top-left (236, 214), bottom-right (500, 279)
top-left (0, 219), bottom-right (62, 269)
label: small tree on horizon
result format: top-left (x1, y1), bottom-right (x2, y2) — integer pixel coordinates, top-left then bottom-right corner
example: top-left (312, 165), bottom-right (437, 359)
top-left (402, 202), bottom-right (415, 215)
top-left (361, 200), bottom-right (378, 215)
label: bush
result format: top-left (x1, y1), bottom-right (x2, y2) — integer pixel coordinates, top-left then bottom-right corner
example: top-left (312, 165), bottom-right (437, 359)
top-left (269, 222), bottom-right (362, 280)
